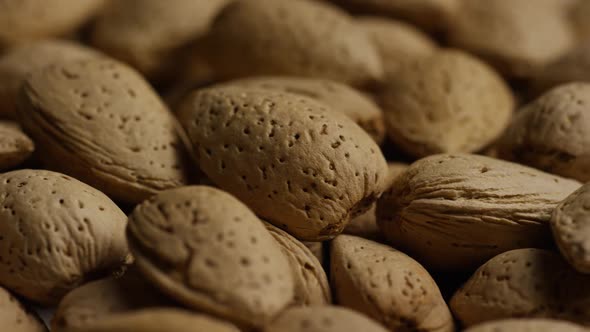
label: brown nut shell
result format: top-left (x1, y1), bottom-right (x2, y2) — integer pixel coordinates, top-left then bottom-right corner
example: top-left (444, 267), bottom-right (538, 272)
top-left (263, 306), bottom-right (389, 332)
top-left (0, 286), bottom-right (47, 332)
top-left (52, 270), bottom-right (172, 331)
top-left (0, 169), bottom-right (129, 304)
top-left (465, 319), bottom-right (587, 332)
top-left (377, 154), bottom-right (581, 272)
top-left (127, 186), bottom-right (294, 328)
top-left (0, 39), bottom-right (102, 118)
top-left (328, 0), bottom-right (459, 31)
top-left (498, 83), bottom-right (590, 182)
top-left (357, 17), bottom-right (437, 76)
top-left (378, 50), bottom-right (514, 158)
top-left (0, 121), bottom-right (34, 170)
top-left (551, 183), bottom-right (590, 273)
top-left (448, 0), bottom-right (574, 78)
top-left (178, 86), bottom-right (388, 240)
top-left (91, 0), bottom-right (230, 77)
top-left (0, 0), bottom-right (104, 48)
top-left (17, 58), bottom-right (191, 203)
top-left (229, 76), bottom-right (386, 144)
top-left (331, 235), bottom-right (454, 332)
top-left (61, 309), bottom-right (240, 332)
top-left (264, 222), bottom-right (331, 306)
top-left (203, 0), bottom-right (383, 86)
top-left (533, 45), bottom-right (590, 94)
top-left (450, 248), bottom-right (590, 327)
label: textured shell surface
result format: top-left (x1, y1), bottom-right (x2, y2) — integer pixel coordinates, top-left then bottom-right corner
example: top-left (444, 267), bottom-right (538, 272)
top-left (178, 86), bottom-right (389, 240)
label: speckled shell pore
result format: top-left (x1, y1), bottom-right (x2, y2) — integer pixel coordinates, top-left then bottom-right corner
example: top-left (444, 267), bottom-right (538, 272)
top-left (17, 58), bottom-right (191, 203)
top-left (0, 169), bottom-right (129, 305)
top-left (377, 154), bottom-right (581, 271)
top-left (127, 186), bottom-right (294, 328)
top-left (177, 86), bottom-right (389, 240)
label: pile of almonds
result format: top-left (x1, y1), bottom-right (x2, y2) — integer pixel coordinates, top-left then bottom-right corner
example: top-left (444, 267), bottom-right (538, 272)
top-left (0, 0), bottom-right (589, 331)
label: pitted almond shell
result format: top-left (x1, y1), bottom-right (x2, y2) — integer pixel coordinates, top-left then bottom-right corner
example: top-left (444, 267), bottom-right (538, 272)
top-left (177, 86), bottom-right (389, 240)
top-left (377, 154), bottom-right (581, 272)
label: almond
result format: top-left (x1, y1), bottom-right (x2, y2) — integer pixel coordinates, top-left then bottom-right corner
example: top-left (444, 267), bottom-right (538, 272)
top-left (328, 0), bottom-right (459, 31)
top-left (464, 319), bottom-right (587, 332)
top-left (377, 50), bottom-right (514, 158)
top-left (0, 121), bottom-right (34, 170)
top-left (377, 154), bottom-right (581, 271)
top-left (0, 0), bottom-right (104, 48)
top-left (229, 77), bottom-right (386, 144)
top-left (177, 86), bottom-right (389, 240)
top-left (331, 235), bottom-right (454, 332)
top-left (202, 0), bottom-right (383, 86)
top-left (498, 83), bottom-right (590, 182)
top-left (264, 222), bottom-right (331, 306)
top-left (450, 248), bottom-right (590, 327)
top-left (551, 183), bottom-right (590, 273)
top-left (91, 0), bottom-right (231, 77)
top-left (17, 58), bottom-right (191, 203)
top-left (0, 286), bottom-right (46, 332)
top-left (533, 45), bottom-right (590, 94)
top-left (0, 169), bottom-right (129, 304)
top-left (357, 17), bottom-right (437, 76)
top-left (0, 39), bottom-right (102, 118)
top-left (448, 0), bottom-right (574, 78)
top-left (52, 270), bottom-right (172, 331)
top-left (263, 306), bottom-right (389, 332)
top-left (61, 309), bottom-right (240, 332)
top-left (127, 186), bottom-right (294, 328)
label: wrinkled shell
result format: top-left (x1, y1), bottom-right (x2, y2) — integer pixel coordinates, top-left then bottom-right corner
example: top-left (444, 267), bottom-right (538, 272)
top-left (465, 319), bottom-right (587, 332)
top-left (18, 58), bottom-right (191, 203)
top-left (127, 186), bottom-right (294, 328)
top-left (91, 0), bottom-right (230, 76)
top-left (328, 0), bottom-right (459, 31)
top-left (450, 248), bottom-right (590, 327)
top-left (377, 154), bottom-right (581, 271)
top-left (551, 183), bottom-right (590, 273)
top-left (498, 83), bottom-right (590, 182)
top-left (378, 50), bottom-right (514, 158)
top-left (345, 162), bottom-right (409, 240)
top-left (448, 0), bottom-right (574, 78)
top-left (357, 17), bottom-right (436, 76)
top-left (203, 0), bottom-right (383, 86)
top-left (229, 77), bottom-right (385, 144)
top-left (263, 306), bottom-right (389, 332)
top-left (52, 270), bottom-right (172, 331)
top-left (178, 86), bottom-right (389, 240)
top-left (0, 286), bottom-right (46, 332)
top-left (0, 121), bottom-right (34, 170)
top-left (60, 309), bottom-right (240, 332)
top-left (0, 169), bottom-right (129, 304)
top-left (0, 0), bottom-right (104, 48)
top-left (534, 45), bottom-right (590, 94)
top-left (264, 222), bottom-right (331, 305)
top-left (0, 39), bottom-right (102, 118)
top-left (331, 235), bottom-right (454, 332)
